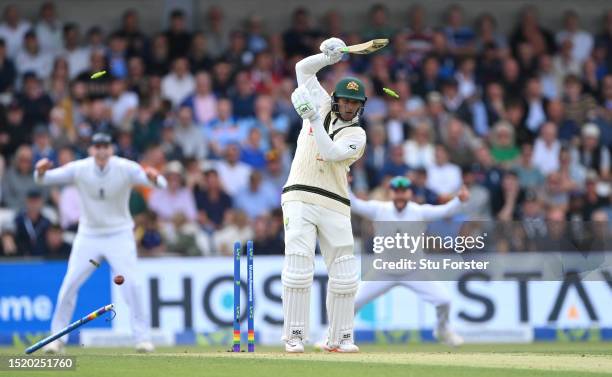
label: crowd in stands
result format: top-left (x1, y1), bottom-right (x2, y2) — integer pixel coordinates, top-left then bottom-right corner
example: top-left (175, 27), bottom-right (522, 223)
top-left (0, 2), bottom-right (611, 257)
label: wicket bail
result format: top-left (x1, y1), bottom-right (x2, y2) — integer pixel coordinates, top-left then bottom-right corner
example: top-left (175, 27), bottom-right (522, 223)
top-left (233, 241), bottom-right (255, 352)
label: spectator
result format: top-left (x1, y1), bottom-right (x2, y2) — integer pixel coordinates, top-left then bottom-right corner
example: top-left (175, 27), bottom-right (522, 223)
top-left (223, 30), bottom-right (253, 68)
top-left (107, 32), bottom-right (129, 79)
top-left (404, 5), bottom-right (433, 69)
top-left (513, 143), bottom-right (545, 190)
top-left (523, 77), bottom-right (548, 134)
top-left (204, 6), bottom-right (228, 60)
top-left (84, 26), bottom-right (106, 55)
top-left (282, 8), bottom-right (319, 58)
top-left (414, 55), bottom-right (441, 97)
top-left (214, 209), bottom-right (253, 255)
top-left (231, 70), bottom-right (256, 119)
top-left (252, 214), bottom-right (283, 255)
top-left (573, 123), bottom-right (610, 179)
top-left (440, 116), bottom-right (478, 167)
top-left (561, 74), bottom-right (597, 125)
top-left (115, 131), bottom-right (138, 161)
top-left (546, 99), bottom-right (579, 143)
top-left (245, 14), bottom-right (268, 54)
top-left (15, 30), bottom-right (54, 82)
top-left (60, 23), bottom-right (90, 79)
top-left (147, 33), bottom-right (170, 75)
top-left (132, 104), bottom-right (162, 154)
top-left (174, 105), bottom-right (207, 160)
top-left (148, 160), bottom-right (197, 222)
top-left (11, 189), bottom-right (52, 256)
top-left (0, 4), bottom-right (31, 59)
top-left (482, 81), bottom-right (505, 127)
top-left (403, 122), bottom-right (435, 169)
top-left (44, 224), bottom-right (70, 259)
top-left (504, 98), bottom-right (533, 145)
top-left (509, 6), bottom-right (556, 57)
top-left (496, 171), bottom-right (525, 220)
top-left (262, 149), bottom-right (288, 198)
top-left (116, 9), bottom-right (149, 58)
top-left (553, 39), bottom-right (581, 89)
top-left (205, 98), bottom-right (245, 156)
top-left (490, 121), bottom-right (520, 165)
top-left (538, 54), bottom-right (559, 99)
top-left (409, 167), bottom-right (438, 205)
top-left (215, 143), bottom-right (252, 197)
top-left (17, 73), bottom-right (53, 128)
top-left (35, 2), bottom-right (63, 54)
top-left (443, 4), bottom-right (475, 56)
top-left (556, 10), bottom-right (593, 64)
top-left (363, 4), bottom-right (395, 41)
top-left (475, 13), bottom-right (508, 55)
top-left (189, 32), bottom-right (214, 72)
top-left (2, 145), bottom-right (45, 210)
top-left (531, 121), bottom-right (561, 175)
top-left (558, 146), bottom-right (586, 191)
top-left (31, 126), bottom-right (57, 167)
top-left (241, 127), bottom-right (267, 170)
top-left (251, 51), bottom-right (282, 95)
top-left (109, 77), bottom-right (139, 130)
top-left (461, 167), bottom-right (491, 220)
top-left (380, 145), bottom-right (410, 183)
top-left (540, 172), bottom-right (569, 212)
top-left (384, 100), bottom-right (409, 145)
top-left (181, 71), bottom-right (217, 125)
top-left (164, 9), bottom-right (192, 60)
top-left (161, 57), bottom-right (195, 108)
top-left (233, 171), bottom-right (277, 219)
top-left (427, 144), bottom-right (462, 198)
top-left (500, 58), bottom-right (523, 95)
top-left (135, 210), bottom-right (165, 256)
top-left (0, 38), bottom-right (15, 94)
top-left (0, 102), bottom-right (29, 160)
top-left (194, 168), bottom-right (232, 230)
top-left (582, 172), bottom-right (609, 220)
top-left (159, 125), bottom-right (184, 162)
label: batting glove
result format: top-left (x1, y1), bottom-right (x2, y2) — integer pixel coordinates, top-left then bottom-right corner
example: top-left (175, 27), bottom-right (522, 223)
top-left (320, 37), bottom-right (346, 64)
top-left (291, 86), bottom-right (319, 121)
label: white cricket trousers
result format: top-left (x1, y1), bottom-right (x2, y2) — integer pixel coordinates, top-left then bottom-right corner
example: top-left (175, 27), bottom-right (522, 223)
top-left (355, 280), bottom-right (451, 311)
top-left (50, 229), bottom-right (150, 344)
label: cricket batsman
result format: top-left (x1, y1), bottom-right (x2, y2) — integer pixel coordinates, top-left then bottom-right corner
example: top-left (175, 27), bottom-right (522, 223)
top-left (34, 133), bottom-right (167, 353)
top-left (281, 37), bottom-right (366, 353)
top-left (348, 176), bottom-right (469, 346)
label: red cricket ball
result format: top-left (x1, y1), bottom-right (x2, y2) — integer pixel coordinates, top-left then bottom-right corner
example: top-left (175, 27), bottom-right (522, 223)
top-left (113, 275), bottom-right (125, 285)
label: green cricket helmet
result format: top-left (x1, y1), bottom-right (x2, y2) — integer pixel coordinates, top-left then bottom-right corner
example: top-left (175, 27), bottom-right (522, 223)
top-left (389, 176), bottom-right (412, 190)
top-left (332, 77), bottom-right (367, 117)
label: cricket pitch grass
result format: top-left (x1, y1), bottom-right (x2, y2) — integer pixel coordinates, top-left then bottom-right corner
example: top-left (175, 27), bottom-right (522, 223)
top-left (0, 342), bottom-right (610, 377)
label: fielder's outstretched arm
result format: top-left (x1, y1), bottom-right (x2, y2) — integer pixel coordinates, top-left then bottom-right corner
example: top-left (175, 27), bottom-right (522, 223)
top-left (348, 191), bottom-right (384, 220)
top-left (126, 160), bottom-right (168, 188)
top-left (416, 197), bottom-right (462, 221)
top-left (34, 160), bottom-right (76, 186)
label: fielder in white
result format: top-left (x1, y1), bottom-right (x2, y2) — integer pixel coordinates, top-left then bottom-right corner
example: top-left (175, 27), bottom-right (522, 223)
top-left (34, 133), bottom-right (167, 354)
top-left (282, 37), bottom-right (366, 353)
top-left (350, 176), bottom-right (469, 346)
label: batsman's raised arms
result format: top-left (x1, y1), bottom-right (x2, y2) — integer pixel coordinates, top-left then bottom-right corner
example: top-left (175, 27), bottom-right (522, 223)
top-left (341, 38), bottom-right (389, 54)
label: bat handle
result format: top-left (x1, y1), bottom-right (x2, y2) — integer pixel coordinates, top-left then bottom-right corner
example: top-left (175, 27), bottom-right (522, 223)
top-left (340, 47), bottom-right (349, 53)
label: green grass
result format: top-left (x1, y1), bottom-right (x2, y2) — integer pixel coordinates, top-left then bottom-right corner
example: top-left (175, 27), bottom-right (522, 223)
top-left (0, 343), bottom-right (611, 377)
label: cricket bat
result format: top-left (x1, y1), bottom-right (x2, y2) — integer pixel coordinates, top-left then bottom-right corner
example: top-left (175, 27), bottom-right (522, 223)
top-left (341, 39), bottom-right (389, 54)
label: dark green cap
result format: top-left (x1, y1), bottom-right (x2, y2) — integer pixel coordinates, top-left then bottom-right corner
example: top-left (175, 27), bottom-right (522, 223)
top-left (334, 77), bottom-right (367, 102)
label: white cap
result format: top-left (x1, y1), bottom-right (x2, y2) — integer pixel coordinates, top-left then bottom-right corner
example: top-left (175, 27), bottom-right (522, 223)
top-left (582, 123), bottom-right (600, 138)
